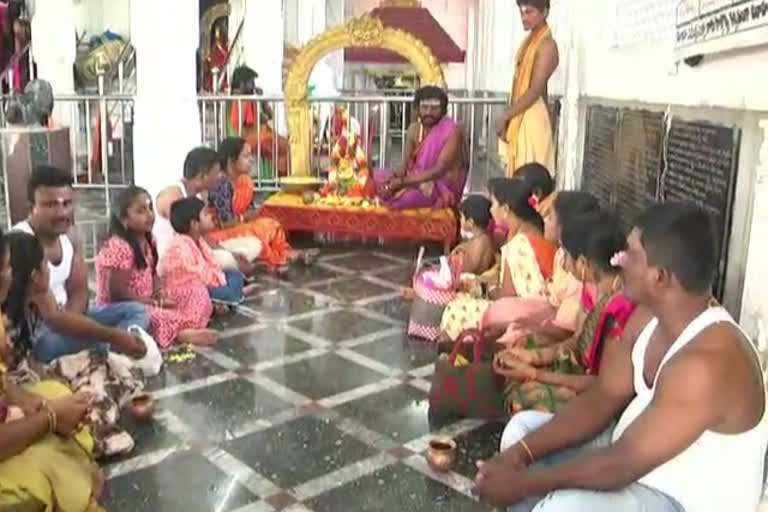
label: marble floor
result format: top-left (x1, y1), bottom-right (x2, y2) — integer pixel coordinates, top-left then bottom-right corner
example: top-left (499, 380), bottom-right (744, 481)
top-left (101, 246), bottom-right (504, 512)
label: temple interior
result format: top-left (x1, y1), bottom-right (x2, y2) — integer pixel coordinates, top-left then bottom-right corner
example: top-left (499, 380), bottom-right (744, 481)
top-left (1, 0), bottom-right (768, 510)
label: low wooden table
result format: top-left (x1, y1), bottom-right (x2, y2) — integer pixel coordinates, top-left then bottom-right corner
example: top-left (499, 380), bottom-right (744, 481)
top-left (260, 193), bottom-right (457, 252)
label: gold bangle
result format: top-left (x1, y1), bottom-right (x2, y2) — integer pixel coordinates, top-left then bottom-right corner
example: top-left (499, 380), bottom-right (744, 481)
top-left (43, 404), bottom-right (57, 434)
top-left (518, 439), bottom-right (535, 464)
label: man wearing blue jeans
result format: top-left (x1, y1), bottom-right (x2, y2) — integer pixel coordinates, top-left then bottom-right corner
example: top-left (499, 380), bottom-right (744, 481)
top-left (15, 165), bottom-right (149, 363)
top-left (473, 202), bottom-right (768, 512)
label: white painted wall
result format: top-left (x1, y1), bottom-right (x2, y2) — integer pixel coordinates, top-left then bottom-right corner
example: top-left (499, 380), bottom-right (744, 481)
top-left (73, 0), bottom-right (131, 38)
top-left (476, 0), bottom-right (768, 331)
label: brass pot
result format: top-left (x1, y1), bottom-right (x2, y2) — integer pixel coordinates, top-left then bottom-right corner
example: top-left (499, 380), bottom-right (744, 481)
top-left (129, 393), bottom-right (155, 421)
top-left (425, 437), bottom-right (457, 472)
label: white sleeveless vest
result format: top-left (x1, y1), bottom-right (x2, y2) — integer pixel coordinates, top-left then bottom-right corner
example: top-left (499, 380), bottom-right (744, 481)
top-left (612, 307), bottom-right (768, 512)
top-left (13, 220), bottom-right (73, 306)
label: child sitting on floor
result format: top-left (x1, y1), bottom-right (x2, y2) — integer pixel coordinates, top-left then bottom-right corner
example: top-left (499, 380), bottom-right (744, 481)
top-left (96, 187), bottom-right (218, 347)
top-left (160, 197), bottom-right (256, 308)
top-left (453, 195), bottom-right (495, 278)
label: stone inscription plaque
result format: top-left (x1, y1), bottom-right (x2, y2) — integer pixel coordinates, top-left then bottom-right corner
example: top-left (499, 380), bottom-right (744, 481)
top-left (581, 105), bottom-right (620, 209)
top-left (661, 119), bottom-right (740, 299)
top-left (615, 109), bottom-right (664, 228)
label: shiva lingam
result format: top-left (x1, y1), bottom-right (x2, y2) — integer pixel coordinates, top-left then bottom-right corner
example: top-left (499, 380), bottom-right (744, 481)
top-left (425, 436), bottom-right (457, 472)
top-left (128, 393), bottom-right (155, 421)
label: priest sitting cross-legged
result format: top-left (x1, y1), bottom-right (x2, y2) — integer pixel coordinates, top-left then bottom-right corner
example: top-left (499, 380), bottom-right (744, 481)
top-left (374, 86), bottom-right (467, 210)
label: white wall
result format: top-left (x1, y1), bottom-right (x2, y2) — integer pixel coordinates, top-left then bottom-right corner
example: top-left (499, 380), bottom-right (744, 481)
top-left (476, 0), bottom-right (768, 332)
top-left (73, 0), bottom-right (131, 38)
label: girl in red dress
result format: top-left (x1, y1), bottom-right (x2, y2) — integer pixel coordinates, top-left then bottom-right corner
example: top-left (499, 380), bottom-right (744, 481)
top-left (95, 187), bottom-right (218, 347)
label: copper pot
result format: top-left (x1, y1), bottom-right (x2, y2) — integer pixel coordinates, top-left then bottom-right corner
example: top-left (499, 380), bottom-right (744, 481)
top-left (425, 437), bottom-right (457, 472)
top-left (129, 393), bottom-right (155, 421)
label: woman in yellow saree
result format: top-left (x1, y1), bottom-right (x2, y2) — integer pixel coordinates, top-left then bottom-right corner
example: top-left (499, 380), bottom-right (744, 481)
top-left (440, 179), bottom-right (557, 340)
top-left (496, 0), bottom-right (558, 177)
top-left (0, 226), bottom-right (103, 512)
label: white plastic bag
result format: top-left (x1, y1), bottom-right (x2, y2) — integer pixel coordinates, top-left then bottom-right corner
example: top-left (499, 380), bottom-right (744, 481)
top-left (128, 325), bottom-right (163, 377)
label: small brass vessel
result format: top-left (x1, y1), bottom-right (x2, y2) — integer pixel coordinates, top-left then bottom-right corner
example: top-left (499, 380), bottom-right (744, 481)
top-left (129, 393), bottom-right (155, 421)
top-left (425, 437), bottom-right (457, 472)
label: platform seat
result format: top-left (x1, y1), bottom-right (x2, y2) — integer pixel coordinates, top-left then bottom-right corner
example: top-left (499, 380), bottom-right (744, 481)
top-left (260, 193), bottom-right (457, 252)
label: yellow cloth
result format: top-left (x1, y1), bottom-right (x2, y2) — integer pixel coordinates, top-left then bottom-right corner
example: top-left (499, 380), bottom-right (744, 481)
top-left (0, 379), bottom-right (98, 512)
top-left (499, 23), bottom-right (556, 176)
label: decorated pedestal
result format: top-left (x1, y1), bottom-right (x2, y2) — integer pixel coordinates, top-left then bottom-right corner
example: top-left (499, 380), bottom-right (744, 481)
top-left (261, 193), bottom-right (457, 252)
top-left (0, 126), bottom-right (72, 227)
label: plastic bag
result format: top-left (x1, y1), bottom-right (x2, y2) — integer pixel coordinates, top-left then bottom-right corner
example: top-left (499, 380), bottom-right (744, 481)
top-left (127, 325), bottom-right (163, 377)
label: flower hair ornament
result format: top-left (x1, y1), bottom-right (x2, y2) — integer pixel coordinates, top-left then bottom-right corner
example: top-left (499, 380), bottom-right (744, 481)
top-left (610, 251), bottom-right (629, 268)
top-left (528, 195), bottom-right (539, 209)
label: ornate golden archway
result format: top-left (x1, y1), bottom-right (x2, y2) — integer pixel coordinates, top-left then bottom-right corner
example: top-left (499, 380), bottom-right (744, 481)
top-left (283, 15), bottom-right (446, 176)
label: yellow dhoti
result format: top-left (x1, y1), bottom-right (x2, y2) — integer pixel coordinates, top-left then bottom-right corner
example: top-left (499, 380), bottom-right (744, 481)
top-left (499, 23), bottom-right (556, 177)
top-left (503, 97), bottom-right (555, 175)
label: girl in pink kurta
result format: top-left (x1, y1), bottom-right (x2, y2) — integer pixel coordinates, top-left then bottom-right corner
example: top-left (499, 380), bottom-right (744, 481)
top-left (95, 187), bottom-right (217, 347)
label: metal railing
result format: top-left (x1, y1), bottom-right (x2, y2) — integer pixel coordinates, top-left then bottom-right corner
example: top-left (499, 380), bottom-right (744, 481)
top-left (1, 90), bottom-right (561, 259)
top-left (197, 93), bottom-right (516, 193)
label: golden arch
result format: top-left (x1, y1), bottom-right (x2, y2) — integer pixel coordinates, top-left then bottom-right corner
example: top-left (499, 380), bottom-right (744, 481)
top-left (284, 15), bottom-right (446, 176)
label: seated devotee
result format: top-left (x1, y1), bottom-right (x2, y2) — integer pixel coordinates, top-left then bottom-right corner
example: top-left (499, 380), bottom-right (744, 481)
top-left (154, 146), bottom-right (221, 258)
top-left (95, 187), bottom-right (218, 347)
top-left (0, 227), bottom-right (104, 512)
top-left (495, 0), bottom-right (558, 178)
top-left (453, 195), bottom-right (495, 277)
top-left (154, 146), bottom-right (257, 276)
top-left (474, 202), bottom-right (768, 512)
top-left (228, 65), bottom-right (289, 177)
top-left (13, 165), bottom-right (149, 363)
top-left (375, 86), bottom-right (467, 210)
top-left (208, 137), bottom-right (317, 270)
top-left (159, 197), bottom-right (253, 308)
top-left (5, 232), bottom-right (144, 459)
top-left (484, 165), bottom-right (554, 265)
top-left (494, 211), bottom-right (634, 414)
top-left (440, 178), bottom-right (556, 341)
top-left (494, 191), bottom-right (600, 345)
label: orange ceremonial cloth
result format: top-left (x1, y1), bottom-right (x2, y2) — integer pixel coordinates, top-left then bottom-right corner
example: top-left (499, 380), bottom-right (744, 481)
top-left (209, 175), bottom-right (292, 268)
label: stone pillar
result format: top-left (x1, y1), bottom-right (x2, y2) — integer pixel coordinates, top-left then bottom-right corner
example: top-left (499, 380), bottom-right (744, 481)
top-left (30, 0), bottom-right (77, 126)
top-left (739, 119), bottom-right (768, 353)
top-left (130, 0), bottom-right (200, 199)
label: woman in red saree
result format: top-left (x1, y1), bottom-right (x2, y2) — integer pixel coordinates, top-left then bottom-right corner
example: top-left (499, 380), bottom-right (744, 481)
top-left (207, 137), bottom-right (315, 270)
top-left (493, 211), bottom-right (635, 414)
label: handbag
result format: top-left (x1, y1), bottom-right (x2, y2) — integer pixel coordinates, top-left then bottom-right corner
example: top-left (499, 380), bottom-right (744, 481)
top-left (408, 249), bottom-right (462, 341)
top-left (428, 328), bottom-right (506, 419)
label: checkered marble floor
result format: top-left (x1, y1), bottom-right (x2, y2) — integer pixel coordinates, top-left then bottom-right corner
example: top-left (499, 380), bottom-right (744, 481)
top-left (101, 247), bottom-right (503, 512)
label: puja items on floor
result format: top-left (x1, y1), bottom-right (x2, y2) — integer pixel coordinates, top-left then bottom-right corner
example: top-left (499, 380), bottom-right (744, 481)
top-left (408, 248), bottom-right (462, 341)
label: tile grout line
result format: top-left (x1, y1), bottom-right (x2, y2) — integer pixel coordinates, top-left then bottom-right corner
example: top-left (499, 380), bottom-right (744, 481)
top-left (290, 452), bottom-right (399, 501)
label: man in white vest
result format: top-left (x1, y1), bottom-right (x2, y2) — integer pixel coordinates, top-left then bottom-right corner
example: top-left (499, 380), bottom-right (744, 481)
top-left (474, 202), bottom-right (767, 512)
top-left (14, 165), bottom-right (149, 362)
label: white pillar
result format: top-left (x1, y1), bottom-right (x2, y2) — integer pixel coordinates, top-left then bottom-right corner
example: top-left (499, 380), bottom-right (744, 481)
top-left (130, 0), bottom-right (200, 199)
top-left (241, 0), bottom-right (284, 96)
top-left (739, 119), bottom-right (768, 351)
top-left (31, 0), bottom-right (76, 125)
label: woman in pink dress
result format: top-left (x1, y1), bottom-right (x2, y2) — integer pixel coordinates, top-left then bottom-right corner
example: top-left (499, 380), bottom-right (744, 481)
top-left (95, 187), bottom-right (218, 347)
